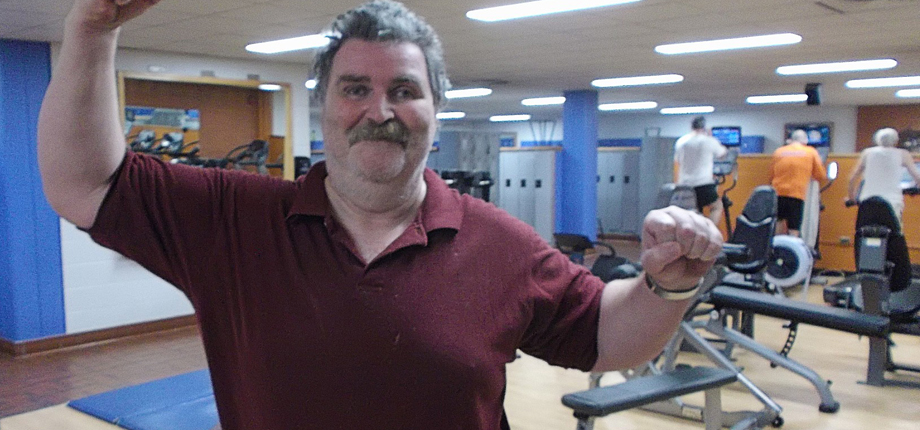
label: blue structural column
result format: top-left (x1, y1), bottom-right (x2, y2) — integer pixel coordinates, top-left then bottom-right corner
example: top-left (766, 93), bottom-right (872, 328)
top-left (0, 39), bottom-right (65, 342)
top-left (556, 90), bottom-right (598, 240)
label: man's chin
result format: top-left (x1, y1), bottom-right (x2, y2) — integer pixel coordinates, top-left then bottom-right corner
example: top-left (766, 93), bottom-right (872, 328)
top-left (350, 154), bottom-right (406, 183)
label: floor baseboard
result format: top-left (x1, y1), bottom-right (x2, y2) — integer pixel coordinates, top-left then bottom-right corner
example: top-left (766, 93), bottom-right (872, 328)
top-left (0, 315), bottom-right (197, 357)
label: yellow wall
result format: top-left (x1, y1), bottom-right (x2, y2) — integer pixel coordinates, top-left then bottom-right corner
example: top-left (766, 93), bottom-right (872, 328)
top-left (722, 154), bottom-right (920, 272)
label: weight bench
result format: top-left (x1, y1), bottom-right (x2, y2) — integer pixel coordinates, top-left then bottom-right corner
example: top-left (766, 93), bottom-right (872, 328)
top-left (562, 366), bottom-right (737, 430)
top-left (704, 285), bottom-right (889, 412)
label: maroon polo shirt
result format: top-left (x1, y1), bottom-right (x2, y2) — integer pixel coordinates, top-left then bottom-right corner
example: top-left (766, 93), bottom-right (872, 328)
top-left (87, 151), bottom-right (604, 430)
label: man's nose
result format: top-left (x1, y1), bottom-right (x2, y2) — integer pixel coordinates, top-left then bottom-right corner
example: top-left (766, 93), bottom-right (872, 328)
top-left (363, 93), bottom-right (396, 124)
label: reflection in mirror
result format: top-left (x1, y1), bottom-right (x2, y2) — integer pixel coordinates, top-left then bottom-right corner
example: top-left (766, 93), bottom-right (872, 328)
top-left (117, 71), bottom-right (293, 180)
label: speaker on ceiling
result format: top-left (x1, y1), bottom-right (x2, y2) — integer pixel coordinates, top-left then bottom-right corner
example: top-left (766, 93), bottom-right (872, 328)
top-left (805, 83), bottom-right (822, 106)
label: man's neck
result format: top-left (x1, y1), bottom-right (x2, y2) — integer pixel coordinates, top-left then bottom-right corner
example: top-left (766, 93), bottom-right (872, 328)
top-left (324, 172), bottom-right (427, 263)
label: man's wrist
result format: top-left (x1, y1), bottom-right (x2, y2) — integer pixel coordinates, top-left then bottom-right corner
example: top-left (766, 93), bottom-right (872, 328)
top-left (644, 272), bottom-right (700, 301)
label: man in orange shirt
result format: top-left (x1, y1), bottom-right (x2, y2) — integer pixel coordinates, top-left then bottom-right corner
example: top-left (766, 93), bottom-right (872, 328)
top-left (770, 129), bottom-right (827, 237)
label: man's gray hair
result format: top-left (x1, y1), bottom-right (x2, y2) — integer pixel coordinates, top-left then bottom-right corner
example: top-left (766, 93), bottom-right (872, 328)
top-left (790, 129), bottom-right (808, 144)
top-left (311, 0), bottom-right (451, 109)
top-left (874, 127), bottom-right (899, 147)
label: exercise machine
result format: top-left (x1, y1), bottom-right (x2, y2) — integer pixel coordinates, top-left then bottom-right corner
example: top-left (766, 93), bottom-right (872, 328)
top-left (764, 161), bottom-right (839, 299)
top-left (441, 170), bottom-right (495, 202)
top-left (172, 139), bottom-right (271, 175)
top-left (563, 188), bottom-right (784, 430)
top-left (552, 233), bottom-right (641, 282)
top-left (823, 187), bottom-right (920, 388)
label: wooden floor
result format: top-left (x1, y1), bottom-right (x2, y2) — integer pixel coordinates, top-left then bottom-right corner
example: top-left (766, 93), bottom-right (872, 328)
top-left (3, 243), bottom-right (920, 428)
top-left (0, 326), bottom-right (208, 418)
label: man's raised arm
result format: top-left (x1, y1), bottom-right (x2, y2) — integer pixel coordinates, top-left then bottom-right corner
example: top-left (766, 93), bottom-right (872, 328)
top-left (37, 0), bottom-right (160, 228)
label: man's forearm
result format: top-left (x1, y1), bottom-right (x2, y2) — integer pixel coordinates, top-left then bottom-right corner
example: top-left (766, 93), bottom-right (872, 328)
top-left (592, 276), bottom-right (692, 372)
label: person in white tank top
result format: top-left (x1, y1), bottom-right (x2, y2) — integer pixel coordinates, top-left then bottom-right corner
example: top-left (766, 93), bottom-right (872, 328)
top-left (674, 116), bottom-right (728, 223)
top-left (848, 127), bottom-right (920, 223)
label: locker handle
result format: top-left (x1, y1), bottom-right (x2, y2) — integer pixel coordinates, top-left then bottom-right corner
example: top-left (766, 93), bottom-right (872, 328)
top-left (535, 179), bottom-right (542, 188)
top-left (505, 179), bottom-right (511, 187)
top-left (609, 176), bottom-right (615, 183)
top-left (624, 176), bottom-right (630, 184)
top-left (597, 175), bottom-right (600, 183)
top-left (520, 179), bottom-right (527, 188)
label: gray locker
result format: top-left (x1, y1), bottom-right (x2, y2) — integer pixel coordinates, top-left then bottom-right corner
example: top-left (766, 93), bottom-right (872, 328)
top-left (596, 151), bottom-right (623, 234)
top-left (498, 149), bottom-right (556, 242)
top-left (517, 151), bottom-right (536, 227)
top-left (620, 151), bottom-right (641, 234)
top-left (597, 149), bottom-right (641, 235)
top-left (499, 151), bottom-right (521, 220)
top-left (532, 150), bottom-right (555, 243)
top-left (638, 135), bottom-right (677, 230)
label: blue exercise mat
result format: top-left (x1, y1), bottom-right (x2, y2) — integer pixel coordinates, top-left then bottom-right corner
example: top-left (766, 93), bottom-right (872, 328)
top-left (67, 369), bottom-right (219, 430)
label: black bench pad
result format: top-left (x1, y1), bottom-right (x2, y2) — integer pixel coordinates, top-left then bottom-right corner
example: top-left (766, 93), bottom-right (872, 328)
top-left (709, 286), bottom-right (889, 337)
top-left (561, 367), bottom-right (736, 418)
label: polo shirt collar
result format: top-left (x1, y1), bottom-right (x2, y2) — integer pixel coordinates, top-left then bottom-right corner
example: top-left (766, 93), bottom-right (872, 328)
top-left (287, 161), bottom-right (463, 234)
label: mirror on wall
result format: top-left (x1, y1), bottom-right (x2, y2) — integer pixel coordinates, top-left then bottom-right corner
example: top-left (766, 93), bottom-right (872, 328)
top-left (117, 71), bottom-right (294, 180)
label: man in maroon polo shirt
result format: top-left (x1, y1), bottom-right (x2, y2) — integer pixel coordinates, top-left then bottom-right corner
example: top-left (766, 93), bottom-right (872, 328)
top-left (37, 1), bottom-right (724, 429)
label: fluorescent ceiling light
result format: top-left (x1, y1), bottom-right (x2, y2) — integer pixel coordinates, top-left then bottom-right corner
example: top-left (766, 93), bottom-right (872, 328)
top-left (490, 114), bottom-right (531, 122)
top-left (746, 94), bottom-right (808, 104)
top-left (846, 76), bottom-right (920, 88)
top-left (598, 101), bottom-right (658, 111)
top-left (258, 84), bottom-right (282, 91)
top-left (655, 33), bottom-right (801, 55)
top-left (660, 106), bottom-right (715, 115)
top-left (246, 34), bottom-right (329, 54)
top-left (776, 59), bottom-right (897, 75)
top-left (437, 111), bottom-right (467, 120)
top-left (896, 89), bottom-right (920, 98)
top-left (466, 0), bottom-right (641, 22)
top-left (445, 88), bottom-right (493, 99)
top-left (522, 96), bottom-right (566, 106)
top-left (305, 79), bottom-right (317, 89)
top-left (592, 74), bottom-right (684, 88)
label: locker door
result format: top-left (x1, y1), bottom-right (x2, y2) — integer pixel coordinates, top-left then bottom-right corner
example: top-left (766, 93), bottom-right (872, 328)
top-left (517, 151), bottom-right (536, 227)
top-left (606, 152), bottom-right (625, 233)
top-left (532, 150), bottom-right (555, 242)
top-left (621, 151), bottom-right (641, 234)
top-left (596, 152), bottom-right (610, 235)
top-left (498, 152), bottom-right (520, 220)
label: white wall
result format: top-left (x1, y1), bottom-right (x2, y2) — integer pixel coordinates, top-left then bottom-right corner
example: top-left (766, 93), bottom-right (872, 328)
top-left (59, 221), bottom-right (193, 334)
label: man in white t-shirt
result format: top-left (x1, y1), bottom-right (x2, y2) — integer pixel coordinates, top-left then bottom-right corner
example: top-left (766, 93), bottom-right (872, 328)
top-left (674, 116), bottom-right (728, 223)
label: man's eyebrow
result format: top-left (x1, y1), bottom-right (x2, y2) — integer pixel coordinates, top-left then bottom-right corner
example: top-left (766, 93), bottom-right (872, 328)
top-left (391, 75), bottom-right (423, 87)
top-left (335, 74), bottom-right (370, 85)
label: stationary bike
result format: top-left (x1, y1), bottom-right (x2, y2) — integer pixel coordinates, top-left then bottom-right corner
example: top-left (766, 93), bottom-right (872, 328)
top-left (823, 186), bottom-right (920, 388)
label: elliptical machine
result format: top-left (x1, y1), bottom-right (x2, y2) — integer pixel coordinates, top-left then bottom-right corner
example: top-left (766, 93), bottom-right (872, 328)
top-left (763, 161), bottom-right (839, 298)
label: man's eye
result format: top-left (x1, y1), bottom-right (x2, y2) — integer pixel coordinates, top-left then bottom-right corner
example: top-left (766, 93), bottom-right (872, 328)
top-left (391, 86), bottom-right (420, 102)
top-left (342, 85), bottom-right (370, 98)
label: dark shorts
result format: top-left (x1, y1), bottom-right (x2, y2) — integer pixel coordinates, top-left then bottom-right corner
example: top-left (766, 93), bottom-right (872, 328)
top-left (777, 196), bottom-right (804, 230)
top-left (693, 184), bottom-right (719, 211)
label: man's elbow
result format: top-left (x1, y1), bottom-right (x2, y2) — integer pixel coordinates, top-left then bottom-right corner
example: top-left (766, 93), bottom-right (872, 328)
top-left (41, 182), bottom-right (102, 229)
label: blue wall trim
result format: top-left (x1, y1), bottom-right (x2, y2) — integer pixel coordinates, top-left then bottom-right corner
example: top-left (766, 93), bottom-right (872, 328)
top-left (0, 39), bottom-right (65, 342)
top-left (557, 90), bottom-right (598, 241)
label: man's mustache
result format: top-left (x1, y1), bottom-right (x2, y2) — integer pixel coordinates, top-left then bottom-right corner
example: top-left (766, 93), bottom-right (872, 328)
top-left (348, 120), bottom-right (410, 146)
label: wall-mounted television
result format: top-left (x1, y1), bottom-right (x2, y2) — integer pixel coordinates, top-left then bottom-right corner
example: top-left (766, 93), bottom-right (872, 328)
top-left (711, 126), bottom-right (742, 147)
top-left (784, 122), bottom-right (832, 147)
